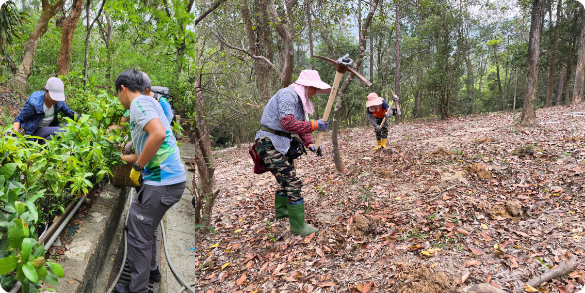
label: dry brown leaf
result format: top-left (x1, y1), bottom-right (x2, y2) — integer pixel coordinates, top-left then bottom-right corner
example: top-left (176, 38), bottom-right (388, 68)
top-left (316, 246), bottom-right (325, 258)
top-left (67, 280), bottom-right (75, 284)
top-left (236, 272), bottom-right (247, 286)
top-left (470, 247), bottom-right (484, 255)
top-left (457, 271), bottom-right (470, 284)
top-left (320, 281), bottom-right (336, 287)
top-left (524, 284), bottom-right (538, 292)
top-left (456, 228), bottom-right (471, 236)
top-left (578, 274), bottom-right (585, 285)
top-left (464, 259), bottom-right (480, 267)
top-left (273, 263), bottom-right (286, 275)
top-left (362, 282), bottom-right (373, 293)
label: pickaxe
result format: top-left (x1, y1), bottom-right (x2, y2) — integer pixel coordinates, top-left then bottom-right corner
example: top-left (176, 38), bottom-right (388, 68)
top-left (311, 54), bottom-right (372, 150)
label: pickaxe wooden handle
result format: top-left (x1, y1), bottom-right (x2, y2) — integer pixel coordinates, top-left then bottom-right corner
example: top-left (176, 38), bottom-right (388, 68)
top-left (312, 55), bottom-right (372, 150)
top-left (379, 88), bottom-right (400, 127)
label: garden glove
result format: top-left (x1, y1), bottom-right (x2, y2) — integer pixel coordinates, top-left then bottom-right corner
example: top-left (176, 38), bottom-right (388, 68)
top-left (393, 95), bottom-right (399, 102)
top-left (374, 125), bottom-right (381, 132)
top-left (129, 163), bottom-right (143, 186)
top-left (308, 144), bottom-right (323, 157)
top-left (385, 111), bottom-right (392, 118)
top-left (6, 129), bottom-right (15, 137)
top-left (311, 119), bottom-right (329, 132)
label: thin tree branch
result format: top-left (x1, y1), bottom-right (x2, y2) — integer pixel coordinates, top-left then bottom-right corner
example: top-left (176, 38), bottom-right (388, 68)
top-left (193, 0), bottom-right (226, 26)
top-left (208, 28), bottom-right (283, 80)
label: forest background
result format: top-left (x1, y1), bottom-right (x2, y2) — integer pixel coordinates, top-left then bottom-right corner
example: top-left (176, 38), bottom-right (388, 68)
top-left (0, 0), bottom-right (584, 149)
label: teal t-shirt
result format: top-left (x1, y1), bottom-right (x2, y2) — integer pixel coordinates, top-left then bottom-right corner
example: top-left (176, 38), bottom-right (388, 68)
top-left (124, 97), bottom-right (173, 124)
top-left (129, 96), bottom-right (185, 186)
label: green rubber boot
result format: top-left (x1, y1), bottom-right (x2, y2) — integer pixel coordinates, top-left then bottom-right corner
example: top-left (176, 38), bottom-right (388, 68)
top-left (288, 203), bottom-right (319, 236)
top-left (275, 194), bottom-right (288, 220)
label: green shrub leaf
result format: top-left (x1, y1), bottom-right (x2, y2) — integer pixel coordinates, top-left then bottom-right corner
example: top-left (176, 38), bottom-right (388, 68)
top-left (0, 256), bottom-right (19, 275)
top-left (21, 238), bottom-right (35, 262)
top-left (0, 163), bottom-right (17, 179)
top-left (22, 262), bottom-right (38, 283)
top-left (43, 272), bottom-right (59, 285)
top-left (35, 263), bottom-right (47, 280)
top-left (15, 201), bottom-right (25, 217)
top-left (8, 222), bottom-right (26, 248)
top-left (48, 262), bottom-right (64, 278)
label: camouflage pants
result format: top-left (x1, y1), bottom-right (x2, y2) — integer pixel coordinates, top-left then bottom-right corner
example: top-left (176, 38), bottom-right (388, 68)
top-left (374, 116), bottom-right (389, 140)
top-left (255, 136), bottom-right (303, 204)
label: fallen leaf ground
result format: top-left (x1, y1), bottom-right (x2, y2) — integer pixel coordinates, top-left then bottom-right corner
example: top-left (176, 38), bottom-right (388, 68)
top-left (194, 105), bottom-right (585, 293)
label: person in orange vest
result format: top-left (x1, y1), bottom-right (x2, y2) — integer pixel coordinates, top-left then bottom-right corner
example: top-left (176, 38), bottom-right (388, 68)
top-left (366, 92), bottom-right (398, 150)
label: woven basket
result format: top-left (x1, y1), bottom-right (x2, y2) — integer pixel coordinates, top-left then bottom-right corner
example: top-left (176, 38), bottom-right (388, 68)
top-left (112, 162), bottom-right (138, 187)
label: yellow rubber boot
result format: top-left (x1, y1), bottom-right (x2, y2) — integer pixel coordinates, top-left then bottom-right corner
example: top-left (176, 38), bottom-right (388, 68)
top-left (372, 140), bottom-right (382, 151)
top-left (380, 138), bottom-right (387, 149)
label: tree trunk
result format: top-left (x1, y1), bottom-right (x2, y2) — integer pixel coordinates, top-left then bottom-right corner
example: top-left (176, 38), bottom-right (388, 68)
top-left (465, 55), bottom-right (473, 112)
top-left (572, 7), bottom-right (585, 105)
top-left (11, 0), bottom-right (66, 94)
top-left (564, 36), bottom-right (576, 104)
top-left (57, 0), bottom-right (84, 76)
top-left (83, 0), bottom-right (106, 86)
top-left (97, 13), bottom-right (112, 80)
top-left (241, 0), bottom-right (272, 105)
top-left (305, 0), bottom-right (313, 68)
top-left (369, 0), bottom-right (374, 83)
top-left (545, 0), bottom-right (562, 107)
top-left (556, 65), bottom-right (564, 105)
top-left (513, 68), bottom-right (519, 111)
top-left (191, 78), bottom-right (219, 233)
top-left (394, 0), bottom-right (401, 124)
top-left (358, 0), bottom-right (362, 84)
top-left (520, 0), bottom-right (544, 127)
top-left (331, 0), bottom-right (379, 173)
top-left (414, 75), bottom-right (420, 118)
top-left (266, 0), bottom-right (296, 88)
top-left (492, 43), bottom-right (505, 111)
top-left (475, 56), bottom-right (485, 113)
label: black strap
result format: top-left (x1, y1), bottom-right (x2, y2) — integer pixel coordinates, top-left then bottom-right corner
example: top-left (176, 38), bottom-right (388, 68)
top-left (259, 125), bottom-right (292, 139)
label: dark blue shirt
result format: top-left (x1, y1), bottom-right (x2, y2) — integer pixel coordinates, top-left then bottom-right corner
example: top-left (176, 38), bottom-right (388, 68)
top-left (13, 91), bottom-right (78, 135)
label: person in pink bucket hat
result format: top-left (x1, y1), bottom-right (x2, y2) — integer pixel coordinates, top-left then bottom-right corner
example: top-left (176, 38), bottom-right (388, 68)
top-left (254, 69), bottom-right (331, 236)
top-left (366, 92), bottom-right (399, 150)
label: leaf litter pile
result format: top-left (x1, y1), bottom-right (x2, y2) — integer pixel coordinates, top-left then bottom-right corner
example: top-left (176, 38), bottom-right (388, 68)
top-left (193, 105), bottom-right (585, 293)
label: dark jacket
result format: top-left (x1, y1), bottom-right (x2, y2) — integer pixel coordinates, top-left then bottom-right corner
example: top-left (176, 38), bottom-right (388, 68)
top-left (13, 91), bottom-right (78, 135)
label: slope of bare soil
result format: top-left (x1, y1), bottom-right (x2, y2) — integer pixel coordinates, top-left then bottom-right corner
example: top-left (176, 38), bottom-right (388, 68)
top-left (196, 105), bottom-right (585, 292)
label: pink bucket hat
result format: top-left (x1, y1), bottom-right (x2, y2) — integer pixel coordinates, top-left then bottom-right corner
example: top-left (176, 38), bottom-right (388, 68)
top-left (294, 70), bottom-right (331, 94)
top-left (366, 92), bottom-right (384, 107)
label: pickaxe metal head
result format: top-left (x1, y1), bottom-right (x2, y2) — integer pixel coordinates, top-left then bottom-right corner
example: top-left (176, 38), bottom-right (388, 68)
top-left (312, 54), bottom-right (373, 86)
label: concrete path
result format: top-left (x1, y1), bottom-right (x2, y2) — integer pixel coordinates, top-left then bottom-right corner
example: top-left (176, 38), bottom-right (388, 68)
top-left (97, 143), bottom-right (196, 292)
top-left (159, 142), bottom-right (196, 292)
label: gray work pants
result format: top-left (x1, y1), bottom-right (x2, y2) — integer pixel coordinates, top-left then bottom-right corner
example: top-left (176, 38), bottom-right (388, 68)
top-left (31, 123), bottom-right (67, 144)
top-left (127, 182), bottom-right (186, 293)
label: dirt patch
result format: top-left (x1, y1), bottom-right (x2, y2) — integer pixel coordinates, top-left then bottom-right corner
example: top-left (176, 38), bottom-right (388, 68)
top-left (398, 267), bottom-right (456, 293)
top-left (473, 137), bottom-right (495, 144)
top-left (441, 171), bottom-right (466, 182)
top-left (564, 136), bottom-right (583, 142)
top-left (375, 167), bottom-right (393, 179)
top-left (349, 214), bottom-right (378, 238)
top-left (486, 201), bottom-right (523, 219)
top-left (505, 201), bottom-right (523, 217)
top-left (429, 147), bottom-right (455, 157)
top-left (465, 163), bottom-right (492, 179)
